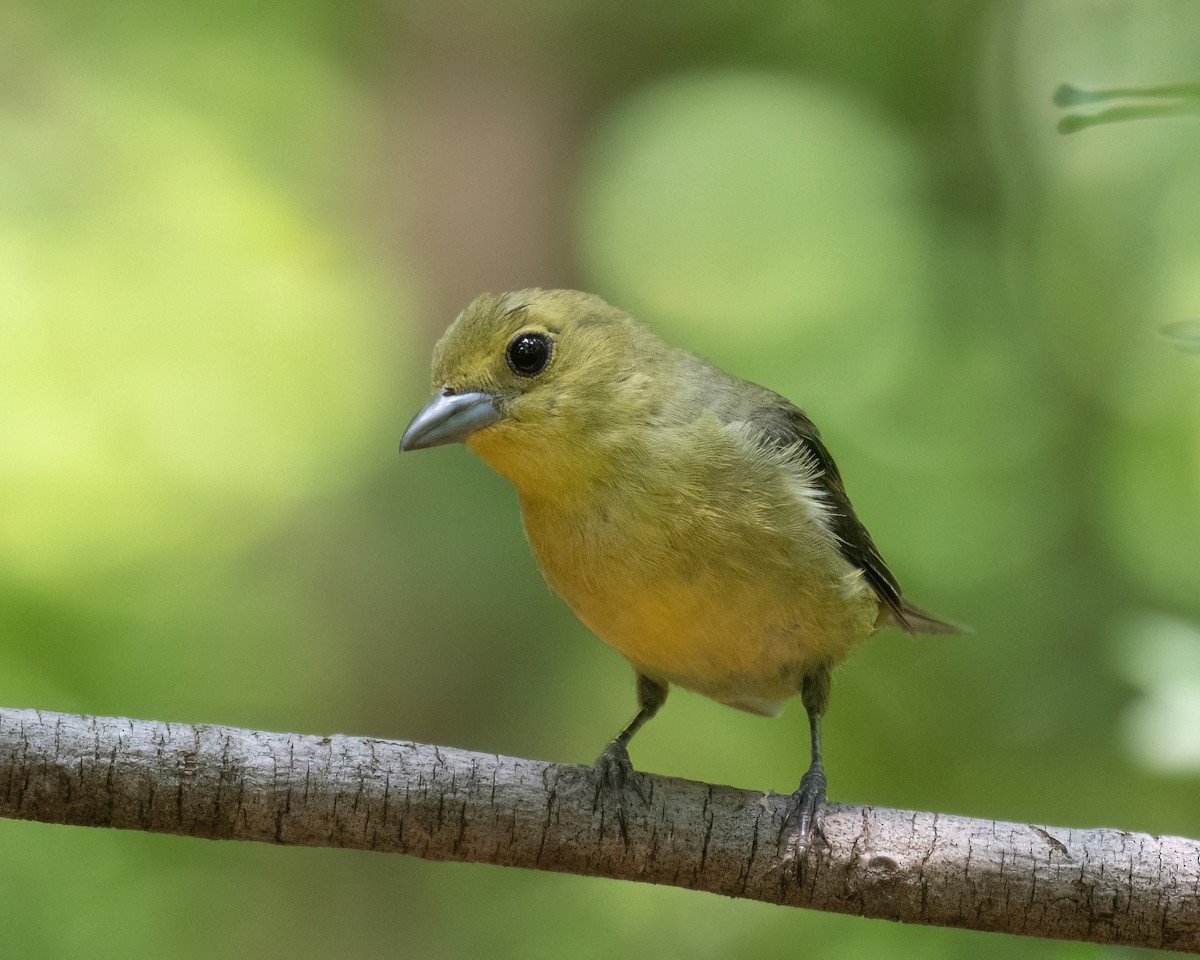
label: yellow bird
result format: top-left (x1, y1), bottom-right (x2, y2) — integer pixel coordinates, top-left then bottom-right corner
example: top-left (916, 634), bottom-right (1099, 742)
top-left (400, 288), bottom-right (963, 849)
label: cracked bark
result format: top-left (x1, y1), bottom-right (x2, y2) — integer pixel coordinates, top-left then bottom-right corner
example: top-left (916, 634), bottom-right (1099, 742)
top-left (1, 707), bottom-right (1197, 952)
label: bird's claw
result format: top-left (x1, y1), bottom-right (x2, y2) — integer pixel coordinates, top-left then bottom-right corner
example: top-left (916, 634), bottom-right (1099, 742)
top-left (777, 763), bottom-right (828, 864)
top-left (593, 739), bottom-right (647, 838)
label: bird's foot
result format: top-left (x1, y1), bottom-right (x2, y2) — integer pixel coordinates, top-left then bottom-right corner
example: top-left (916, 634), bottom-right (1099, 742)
top-left (592, 739), bottom-right (647, 839)
top-left (777, 762), bottom-right (827, 865)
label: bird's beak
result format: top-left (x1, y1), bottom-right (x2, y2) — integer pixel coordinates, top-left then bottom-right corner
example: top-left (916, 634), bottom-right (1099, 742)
top-left (400, 387), bottom-right (502, 452)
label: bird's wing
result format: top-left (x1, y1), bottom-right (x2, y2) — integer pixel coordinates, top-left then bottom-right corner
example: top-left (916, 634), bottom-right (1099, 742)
top-left (743, 402), bottom-right (912, 629)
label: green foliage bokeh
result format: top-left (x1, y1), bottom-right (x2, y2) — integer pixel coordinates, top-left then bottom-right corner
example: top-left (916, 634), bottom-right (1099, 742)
top-left (2, 1), bottom-right (1199, 957)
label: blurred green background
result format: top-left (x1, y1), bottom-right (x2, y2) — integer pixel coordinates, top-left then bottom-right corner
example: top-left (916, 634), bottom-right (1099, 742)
top-left (3, 1), bottom-right (1199, 957)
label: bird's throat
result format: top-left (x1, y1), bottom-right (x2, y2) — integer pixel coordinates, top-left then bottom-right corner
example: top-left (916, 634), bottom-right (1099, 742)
top-left (467, 424), bottom-right (627, 501)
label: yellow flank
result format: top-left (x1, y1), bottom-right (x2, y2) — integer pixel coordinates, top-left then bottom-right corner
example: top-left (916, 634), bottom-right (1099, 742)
top-left (505, 413), bottom-right (878, 715)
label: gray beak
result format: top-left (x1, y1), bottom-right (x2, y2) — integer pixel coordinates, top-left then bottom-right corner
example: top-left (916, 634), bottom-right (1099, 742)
top-left (400, 387), bottom-right (502, 452)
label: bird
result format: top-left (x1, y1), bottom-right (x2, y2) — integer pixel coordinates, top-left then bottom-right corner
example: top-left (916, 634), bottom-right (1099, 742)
top-left (400, 288), bottom-right (964, 853)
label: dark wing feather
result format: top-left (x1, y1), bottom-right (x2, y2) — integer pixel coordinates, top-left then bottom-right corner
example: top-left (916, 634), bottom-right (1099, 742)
top-left (745, 403), bottom-right (912, 629)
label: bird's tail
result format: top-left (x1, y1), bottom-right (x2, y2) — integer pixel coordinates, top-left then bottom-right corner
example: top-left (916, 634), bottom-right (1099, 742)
top-left (887, 598), bottom-right (971, 635)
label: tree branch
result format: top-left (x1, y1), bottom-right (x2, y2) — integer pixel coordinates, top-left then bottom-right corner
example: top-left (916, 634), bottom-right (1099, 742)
top-left (1, 707), bottom-right (1196, 952)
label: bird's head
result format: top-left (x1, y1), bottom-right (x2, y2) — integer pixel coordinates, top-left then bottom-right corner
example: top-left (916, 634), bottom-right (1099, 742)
top-left (400, 289), bottom-right (658, 490)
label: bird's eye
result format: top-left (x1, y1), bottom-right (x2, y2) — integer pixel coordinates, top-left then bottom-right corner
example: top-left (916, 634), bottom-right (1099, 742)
top-left (506, 331), bottom-right (552, 377)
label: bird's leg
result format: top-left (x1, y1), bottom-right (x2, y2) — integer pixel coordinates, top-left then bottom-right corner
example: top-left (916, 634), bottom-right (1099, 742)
top-left (779, 666), bottom-right (830, 860)
top-left (594, 674), bottom-right (667, 821)
top-left (787, 702), bottom-right (827, 843)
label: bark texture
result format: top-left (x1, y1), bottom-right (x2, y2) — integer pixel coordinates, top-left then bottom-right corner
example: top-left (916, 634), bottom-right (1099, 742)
top-left (1, 707), bottom-right (1196, 952)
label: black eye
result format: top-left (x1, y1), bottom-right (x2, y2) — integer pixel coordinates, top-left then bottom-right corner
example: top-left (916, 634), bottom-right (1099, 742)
top-left (506, 331), bottom-right (552, 376)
